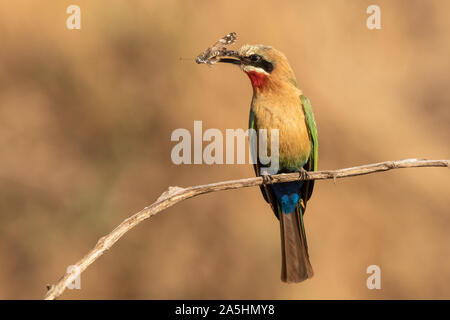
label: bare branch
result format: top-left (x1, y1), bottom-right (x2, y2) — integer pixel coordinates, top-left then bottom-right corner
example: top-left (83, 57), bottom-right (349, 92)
top-left (44, 158), bottom-right (449, 299)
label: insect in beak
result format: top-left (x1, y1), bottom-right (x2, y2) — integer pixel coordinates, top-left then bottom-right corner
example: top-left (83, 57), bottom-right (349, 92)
top-left (195, 32), bottom-right (240, 65)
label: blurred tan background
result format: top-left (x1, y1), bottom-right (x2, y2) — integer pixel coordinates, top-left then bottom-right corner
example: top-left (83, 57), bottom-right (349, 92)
top-left (0, 0), bottom-right (449, 299)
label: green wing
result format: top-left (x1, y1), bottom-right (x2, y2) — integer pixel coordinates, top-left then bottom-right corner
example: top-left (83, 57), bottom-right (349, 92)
top-left (300, 94), bottom-right (318, 209)
top-left (249, 108), bottom-right (271, 204)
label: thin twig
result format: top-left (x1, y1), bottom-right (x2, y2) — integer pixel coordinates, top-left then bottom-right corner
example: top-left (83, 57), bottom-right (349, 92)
top-left (44, 158), bottom-right (449, 299)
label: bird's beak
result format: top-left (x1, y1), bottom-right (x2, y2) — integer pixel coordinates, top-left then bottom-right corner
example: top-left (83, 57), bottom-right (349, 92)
top-left (217, 51), bottom-right (242, 65)
top-left (218, 57), bottom-right (242, 65)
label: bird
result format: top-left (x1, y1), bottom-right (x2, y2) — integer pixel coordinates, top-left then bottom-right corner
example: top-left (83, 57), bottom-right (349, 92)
top-left (218, 44), bottom-right (318, 283)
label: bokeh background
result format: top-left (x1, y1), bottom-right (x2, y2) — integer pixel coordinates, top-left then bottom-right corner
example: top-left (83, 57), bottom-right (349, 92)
top-left (0, 0), bottom-right (449, 299)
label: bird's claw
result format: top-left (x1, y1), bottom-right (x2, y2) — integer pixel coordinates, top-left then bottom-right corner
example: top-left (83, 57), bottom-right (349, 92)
top-left (262, 174), bottom-right (274, 185)
top-left (298, 168), bottom-right (309, 181)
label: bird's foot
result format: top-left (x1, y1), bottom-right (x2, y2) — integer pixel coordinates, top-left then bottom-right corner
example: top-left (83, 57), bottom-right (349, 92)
top-left (298, 168), bottom-right (309, 181)
top-left (261, 174), bottom-right (274, 185)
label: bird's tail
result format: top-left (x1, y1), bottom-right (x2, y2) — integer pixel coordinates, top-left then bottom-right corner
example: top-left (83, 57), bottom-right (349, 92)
top-left (279, 205), bottom-right (314, 283)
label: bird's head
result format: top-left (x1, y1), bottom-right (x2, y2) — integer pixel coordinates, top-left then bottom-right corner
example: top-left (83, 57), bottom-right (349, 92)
top-left (218, 44), bottom-right (298, 92)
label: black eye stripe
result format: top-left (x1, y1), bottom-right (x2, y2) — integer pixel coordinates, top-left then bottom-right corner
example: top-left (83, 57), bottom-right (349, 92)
top-left (260, 60), bottom-right (274, 73)
top-left (247, 55), bottom-right (274, 73)
top-left (249, 54), bottom-right (260, 62)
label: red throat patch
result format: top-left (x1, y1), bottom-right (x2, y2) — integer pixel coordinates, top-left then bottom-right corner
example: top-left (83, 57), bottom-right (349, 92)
top-left (246, 71), bottom-right (267, 90)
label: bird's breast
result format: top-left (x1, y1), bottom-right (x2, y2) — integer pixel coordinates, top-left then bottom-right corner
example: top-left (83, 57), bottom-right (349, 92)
top-left (252, 94), bottom-right (311, 170)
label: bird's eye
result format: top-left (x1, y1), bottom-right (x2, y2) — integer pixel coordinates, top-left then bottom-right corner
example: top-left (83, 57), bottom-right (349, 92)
top-left (249, 54), bottom-right (261, 62)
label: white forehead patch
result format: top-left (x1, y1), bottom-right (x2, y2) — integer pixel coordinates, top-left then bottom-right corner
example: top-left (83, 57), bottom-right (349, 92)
top-left (238, 44), bottom-right (272, 57)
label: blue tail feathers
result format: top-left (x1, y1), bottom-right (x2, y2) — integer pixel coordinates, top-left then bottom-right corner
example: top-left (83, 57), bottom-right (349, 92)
top-left (272, 181), bottom-right (302, 214)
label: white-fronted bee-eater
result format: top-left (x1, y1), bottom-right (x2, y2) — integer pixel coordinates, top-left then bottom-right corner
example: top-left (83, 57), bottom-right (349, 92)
top-left (217, 44), bottom-right (318, 283)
